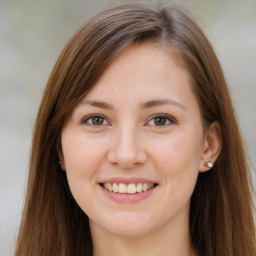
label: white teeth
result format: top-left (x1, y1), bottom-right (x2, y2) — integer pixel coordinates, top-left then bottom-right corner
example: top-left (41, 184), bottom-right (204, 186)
top-left (113, 183), bottom-right (118, 193)
top-left (136, 183), bottom-right (143, 192)
top-left (127, 183), bottom-right (136, 194)
top-left (108, 183), bottom-right (113, 192)
top-left (142, 183), bottom-right (148, 192)
top-left (118, 183), bottom-right (127, 193)
top-left (103, 182), bottom-right (155, 193)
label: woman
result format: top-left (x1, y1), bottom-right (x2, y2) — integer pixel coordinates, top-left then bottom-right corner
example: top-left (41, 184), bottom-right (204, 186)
top-left (14, 2), bottom-right (255, 256)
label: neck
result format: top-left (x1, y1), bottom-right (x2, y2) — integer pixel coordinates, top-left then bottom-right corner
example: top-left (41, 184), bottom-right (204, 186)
top-left (90, 214), bottom-right (197, 256)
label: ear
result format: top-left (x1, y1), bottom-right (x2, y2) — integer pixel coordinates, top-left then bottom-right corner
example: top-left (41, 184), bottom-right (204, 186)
top-left (57, 139), bottom-right (66, 171)
top-left (58, 153), bottom-right (66, 171)
top-left (199, 122), bottom-right (222, 172)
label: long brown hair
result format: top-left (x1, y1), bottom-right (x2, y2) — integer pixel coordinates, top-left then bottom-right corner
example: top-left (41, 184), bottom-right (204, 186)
top-left (15, 2), bottom-right (255, 256)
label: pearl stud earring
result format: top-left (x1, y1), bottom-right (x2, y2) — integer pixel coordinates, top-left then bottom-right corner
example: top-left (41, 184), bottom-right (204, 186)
top-left (204, 160), bottom-right (213, 168)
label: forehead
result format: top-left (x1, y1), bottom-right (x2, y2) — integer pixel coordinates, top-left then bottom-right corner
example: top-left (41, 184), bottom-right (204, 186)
top-left (83, 43), bottom-right (197, 107)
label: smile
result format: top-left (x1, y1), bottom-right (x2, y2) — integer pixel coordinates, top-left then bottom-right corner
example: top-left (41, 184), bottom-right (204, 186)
top-left (101, 182), bottom-right (156, 194)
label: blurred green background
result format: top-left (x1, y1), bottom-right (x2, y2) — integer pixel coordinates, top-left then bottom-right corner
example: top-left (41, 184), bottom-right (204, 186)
top-left (0, 0), bottom-right (255, 255)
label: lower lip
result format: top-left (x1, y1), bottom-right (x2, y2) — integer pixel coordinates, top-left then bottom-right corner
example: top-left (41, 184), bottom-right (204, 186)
top-left (100, 185), bottom-right (157, 203)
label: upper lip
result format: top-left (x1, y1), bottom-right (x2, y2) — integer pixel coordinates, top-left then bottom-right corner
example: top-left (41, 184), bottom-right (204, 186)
top-left (99, 177), bottom-right (158, 185)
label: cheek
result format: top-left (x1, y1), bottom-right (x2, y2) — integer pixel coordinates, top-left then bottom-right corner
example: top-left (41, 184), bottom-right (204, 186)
top-left (61, 134), bottom-right (106, 200)
top-left (152, 133), bottom-right (202, 172)
top-left (63, 134), bottom-right (104, 174)
top-left (153, 134), bottom-right (202, 209)
top-left (61, 135), bottom-right (107, 212)
top-left (149, 130), bottom-right (203, 203)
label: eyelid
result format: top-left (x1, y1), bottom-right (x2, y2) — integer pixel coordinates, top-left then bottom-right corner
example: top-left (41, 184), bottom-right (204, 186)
top-left (81, 114), bottom-right (111, 126)
top-left (145, 113), bottom-right (176, 127)
top-left (80, 113), bottom-right (176, 127)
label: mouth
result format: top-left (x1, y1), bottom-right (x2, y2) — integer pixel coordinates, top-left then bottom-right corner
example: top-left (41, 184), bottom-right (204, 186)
top-left (100, 182), bottom-right (158, 194)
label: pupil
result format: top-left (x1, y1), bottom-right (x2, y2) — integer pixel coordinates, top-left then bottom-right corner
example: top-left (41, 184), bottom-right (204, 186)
top-left (154, 117), bottom-right (166, 126)
top-left (93, 117), bottom-right (103, 125)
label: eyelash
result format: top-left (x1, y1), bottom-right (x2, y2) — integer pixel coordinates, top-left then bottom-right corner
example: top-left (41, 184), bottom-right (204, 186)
top-left (145, 114), bottom-right (176, 127)
top-left (82, 114), bottom-right (110, 126)
top-left (81, 114), bottom-right (176, 127)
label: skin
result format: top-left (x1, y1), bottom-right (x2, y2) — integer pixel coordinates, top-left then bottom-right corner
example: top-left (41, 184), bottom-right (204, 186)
top-left (61, 43), bottom-right (221, 256)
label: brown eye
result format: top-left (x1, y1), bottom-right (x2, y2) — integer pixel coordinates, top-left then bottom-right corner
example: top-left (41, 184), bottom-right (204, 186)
top-left (146, 114), bottom-right (175, 127)
top-left (154, 117), bottom-right (167, 126)
top-left (92, 116), bottom-right (104, 125)
top-left (83, 115), bottom-right (109, 126)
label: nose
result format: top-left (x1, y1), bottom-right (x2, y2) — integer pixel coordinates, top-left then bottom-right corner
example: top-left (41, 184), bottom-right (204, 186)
top-left (107, 124), bottom-right (147, 169)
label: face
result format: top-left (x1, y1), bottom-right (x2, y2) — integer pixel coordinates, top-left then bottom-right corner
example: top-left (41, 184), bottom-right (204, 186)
top-left (61, 44), bottom-right (208, 238)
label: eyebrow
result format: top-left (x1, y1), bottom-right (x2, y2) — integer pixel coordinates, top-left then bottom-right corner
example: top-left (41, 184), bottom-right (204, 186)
top-left (81, 99), bottom-right (185, 110)
top-left (82, 100), bottom-right (114, 110)
top-left (141, 99), bottom-right (185, 110)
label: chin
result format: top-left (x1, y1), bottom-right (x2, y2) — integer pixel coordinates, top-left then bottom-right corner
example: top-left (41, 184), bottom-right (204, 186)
top-left (91, 211), bottom-right (156, 238)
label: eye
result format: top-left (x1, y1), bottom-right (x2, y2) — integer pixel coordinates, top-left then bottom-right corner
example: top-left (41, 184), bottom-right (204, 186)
top-left (82, 114), bottom-right (110, 126)
top-left (146, 114), bottom-right (175, 127)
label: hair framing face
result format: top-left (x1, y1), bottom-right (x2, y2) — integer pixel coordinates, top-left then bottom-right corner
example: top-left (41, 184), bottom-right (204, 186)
top-left (14, 3), bottom-right (256, 256)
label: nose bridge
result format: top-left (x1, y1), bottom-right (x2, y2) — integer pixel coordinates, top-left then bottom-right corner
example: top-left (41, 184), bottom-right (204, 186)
top-left (108, 121), bottom-right (146, 168)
